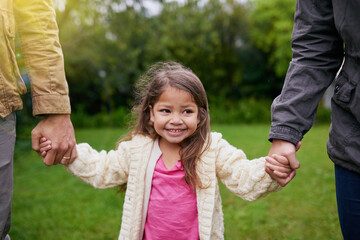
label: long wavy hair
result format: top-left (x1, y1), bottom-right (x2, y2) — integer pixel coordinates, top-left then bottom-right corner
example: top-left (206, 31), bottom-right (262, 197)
top-left (121, 61), bottom-right (211, 189)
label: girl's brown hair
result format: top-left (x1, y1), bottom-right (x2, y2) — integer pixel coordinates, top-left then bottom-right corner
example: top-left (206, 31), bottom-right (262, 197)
top-left (122, 61), bottom-right (211, 188)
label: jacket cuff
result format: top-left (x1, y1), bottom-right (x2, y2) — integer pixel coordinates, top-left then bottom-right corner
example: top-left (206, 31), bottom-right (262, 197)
top-left (268, 126), bottom-right (302, 145)
top-left (32, 94), bottom-right (71, 116)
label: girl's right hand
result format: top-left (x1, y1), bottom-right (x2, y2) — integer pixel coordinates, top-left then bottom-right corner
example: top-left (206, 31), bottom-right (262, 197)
top-left (265, 154), bottom-right (295, 187)
top-left (39, 137), bottom-right (52, 158)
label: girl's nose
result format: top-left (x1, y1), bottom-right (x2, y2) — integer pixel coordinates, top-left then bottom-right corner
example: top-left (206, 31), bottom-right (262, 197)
top-left (170, 113), bottom-right (183, 124)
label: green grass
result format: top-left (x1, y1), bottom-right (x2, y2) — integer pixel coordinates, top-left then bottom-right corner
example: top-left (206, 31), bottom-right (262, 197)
top-left (10, 125), bottom-right (341, 239)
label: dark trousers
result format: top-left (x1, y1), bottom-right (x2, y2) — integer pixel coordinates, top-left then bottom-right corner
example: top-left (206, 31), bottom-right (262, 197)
top-left (335, 164), bottom-right (360, 240)
top-left (0, 113), bottom-right (16, 240)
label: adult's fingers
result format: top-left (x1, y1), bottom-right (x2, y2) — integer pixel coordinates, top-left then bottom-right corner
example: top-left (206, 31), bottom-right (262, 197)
top-left (288, 169), bottom-right (296, 180)
top-left (53, 141), bottom-right (71, 165)
top-left (68, 145), bottom-right (78, 164)
top-left (43, 150), bottom-right (56, 166)
top-left (265, 156), bottom-right (290, 168)
top-left (273, 171), bottom-right (289, 178)
top-left (282, 170), bottom-right (297, 186)
top-left (60, 145), bottom-right (74, 165)
top-left (270, 154), bottom-right (290, 166)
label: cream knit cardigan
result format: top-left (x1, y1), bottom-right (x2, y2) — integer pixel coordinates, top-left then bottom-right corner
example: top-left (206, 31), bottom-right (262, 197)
top-left (65, 132), bottom-right (281, 240)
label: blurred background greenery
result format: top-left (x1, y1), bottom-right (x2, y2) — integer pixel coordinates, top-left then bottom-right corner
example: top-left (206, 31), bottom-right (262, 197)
top-left (10, 0), bottom-right (340, 238)
top-left (15, 0), bottom-right (331, 130)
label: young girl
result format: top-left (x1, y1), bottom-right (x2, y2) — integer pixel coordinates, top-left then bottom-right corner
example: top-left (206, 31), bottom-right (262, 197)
top-left (40, 62), bottom-right (293, 239)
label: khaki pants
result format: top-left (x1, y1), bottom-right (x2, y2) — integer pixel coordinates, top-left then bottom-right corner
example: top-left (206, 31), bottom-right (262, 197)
top-left (0, 113), bottom-right (15, 240)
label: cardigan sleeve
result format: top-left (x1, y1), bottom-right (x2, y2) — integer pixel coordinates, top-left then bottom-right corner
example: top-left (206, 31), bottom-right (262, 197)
top-left (213, 133), bottom-right (281, 201)
top-left (64, 141), bottom-right (131, 189)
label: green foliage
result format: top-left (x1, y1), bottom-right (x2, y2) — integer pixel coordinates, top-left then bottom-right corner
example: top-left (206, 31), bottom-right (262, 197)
top-left (70, 107), bottom-right (131, 128)
top-left (10, 125), bottom-right (341, 239)
top-left (249, 0), bottom-right (296, 76)
top-left (315, 105), bottom-right (331, 124)
top-left (51, 0), bottom-right (284, 118)
top-left (210, 98), bottom-right (272, 124)
top-left (18, 0), bottom-right (323, 129)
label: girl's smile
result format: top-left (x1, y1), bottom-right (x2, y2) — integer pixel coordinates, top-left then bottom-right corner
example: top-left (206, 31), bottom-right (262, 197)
top-left (150, 86), bottom-right (200, 148)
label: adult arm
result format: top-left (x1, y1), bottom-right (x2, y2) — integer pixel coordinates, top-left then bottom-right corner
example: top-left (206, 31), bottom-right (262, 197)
top-left (269, 0), bottom-right (343, 169)
top-left (14, 0), bottom-right (76, 165)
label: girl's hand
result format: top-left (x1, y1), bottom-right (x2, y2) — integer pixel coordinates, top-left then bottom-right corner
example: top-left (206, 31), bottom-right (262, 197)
top-left (265, 154), bottom-right (291, 177)
top-left (39, 137), bottom-right (52, 158)
top-left (265, 154), bottom-right (295, 187)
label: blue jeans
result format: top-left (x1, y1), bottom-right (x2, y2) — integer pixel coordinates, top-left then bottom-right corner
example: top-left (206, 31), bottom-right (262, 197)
top-left (0, 113), bottom-right (16, 240)
top-left (335, 164), bottom-right (360, 240)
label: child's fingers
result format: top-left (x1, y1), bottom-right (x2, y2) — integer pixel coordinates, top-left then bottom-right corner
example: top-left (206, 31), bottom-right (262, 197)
top-left (266, 162), bottom-right (292, 174)
top-left (266, 156), bottom-right (290, 168)
top-left (39, 144), bottom-right (52, 153)
top-left (39, 140), bottom-right (52, 148)
top-left (265, 166), bottom-right (273, 176)
top-left (41, 151), bottom-right (47, 157)
top-left (40, 137), bottom-right (48, 143)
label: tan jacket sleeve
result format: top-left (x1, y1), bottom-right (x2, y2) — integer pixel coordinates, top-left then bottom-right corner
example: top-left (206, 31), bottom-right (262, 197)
top-left (14, 0), bottom-right (70, 115)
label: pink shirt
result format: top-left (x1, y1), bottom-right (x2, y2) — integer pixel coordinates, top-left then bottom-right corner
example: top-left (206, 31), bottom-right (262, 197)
top-left (143, 157), bottom-right (199, 240)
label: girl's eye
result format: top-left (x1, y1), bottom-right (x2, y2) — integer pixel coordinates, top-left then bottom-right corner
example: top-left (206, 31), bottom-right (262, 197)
top-left (160, 109), bottom-right (170, 113)
top-left (183, 110), bottom-right (193, 114)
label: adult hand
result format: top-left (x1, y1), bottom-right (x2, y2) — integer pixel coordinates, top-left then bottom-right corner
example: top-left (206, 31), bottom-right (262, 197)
top-left (269, 139), bottom-right (301, 169)
top-left (266, 139), bottom-right (301, 186)
top-left (31, 114), bottom-right (77, 166)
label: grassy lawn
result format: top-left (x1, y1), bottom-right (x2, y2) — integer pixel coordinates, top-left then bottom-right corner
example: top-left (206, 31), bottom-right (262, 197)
top-left (10, 124), bottom-right (341, 239)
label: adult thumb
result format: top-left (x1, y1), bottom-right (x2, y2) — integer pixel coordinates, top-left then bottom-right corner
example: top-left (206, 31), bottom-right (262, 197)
top-left (288, 153), bottom-right (300, 170)
top-left (31, 128), bottom-right (41, 152)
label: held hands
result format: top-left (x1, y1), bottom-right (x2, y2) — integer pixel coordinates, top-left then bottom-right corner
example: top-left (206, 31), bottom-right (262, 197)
top-left (265, 154), bottom-right (295, 187)
top-left (266, 140), bottom-right (302, 187)
top-left (269, 139), bottom-right (301, 170)
top-left (31, 114), bottom-right (77, 166)
top-left (39, 137), bottom-right (76, 165)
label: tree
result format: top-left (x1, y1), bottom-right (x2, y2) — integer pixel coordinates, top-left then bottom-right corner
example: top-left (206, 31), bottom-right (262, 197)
top-left (249, 0), bottom-right (296, 77)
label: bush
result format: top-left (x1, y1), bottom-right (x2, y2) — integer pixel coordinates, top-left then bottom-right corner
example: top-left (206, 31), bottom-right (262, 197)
top-left (71, 107), bottom-right (131, 128)
top-left (210, 98), bottom-right (272, 124)
top-left (210, 98), bottom-right (332, 125)
top-left (315, 106), bottom-right (331, 124)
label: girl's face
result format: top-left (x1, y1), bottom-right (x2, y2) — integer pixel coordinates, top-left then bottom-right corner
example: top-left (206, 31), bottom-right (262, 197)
top-left (150, 86), bottom-right (200, 147)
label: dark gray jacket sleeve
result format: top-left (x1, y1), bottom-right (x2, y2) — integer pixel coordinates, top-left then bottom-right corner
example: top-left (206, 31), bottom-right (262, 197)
top-left (269, 0), bottom-right (343, 145)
